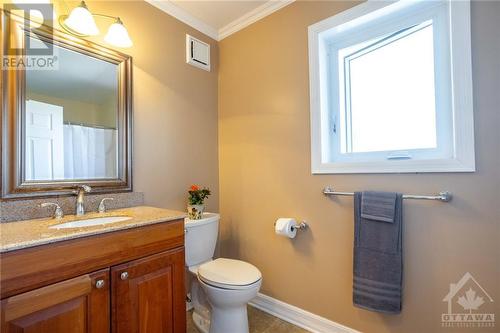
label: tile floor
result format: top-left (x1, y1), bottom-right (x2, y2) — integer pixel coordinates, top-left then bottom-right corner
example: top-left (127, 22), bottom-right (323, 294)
top-left (187, 306), bottom-right (310, 333)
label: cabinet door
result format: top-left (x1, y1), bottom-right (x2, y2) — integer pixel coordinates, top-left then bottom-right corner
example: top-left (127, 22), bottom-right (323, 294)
top-left (111, 247), bottom-right (185, 333)
top-left (1, 269), bottom-right (110, 333)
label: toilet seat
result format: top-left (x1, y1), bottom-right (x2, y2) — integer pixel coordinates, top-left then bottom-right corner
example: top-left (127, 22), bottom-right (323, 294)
top-left (198, 258), bottom-right (262, 290)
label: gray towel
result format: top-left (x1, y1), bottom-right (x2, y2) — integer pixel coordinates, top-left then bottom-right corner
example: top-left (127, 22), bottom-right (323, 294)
top-left (361, 191), bottom-right (397, 223)
top-left (353, 191), bottom-right (403, 314)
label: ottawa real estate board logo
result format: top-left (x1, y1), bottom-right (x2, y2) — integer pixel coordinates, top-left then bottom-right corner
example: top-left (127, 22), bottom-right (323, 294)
top-left (442, 272), bottom-right (495, 328)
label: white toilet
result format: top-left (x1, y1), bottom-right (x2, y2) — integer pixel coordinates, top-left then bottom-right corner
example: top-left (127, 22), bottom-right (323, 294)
top-left (185, 213), bottom-right (262, 333)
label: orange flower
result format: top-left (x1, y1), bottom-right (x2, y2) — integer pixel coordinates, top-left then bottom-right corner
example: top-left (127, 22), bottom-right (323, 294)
top-left (190, 185), bottom-right (199, 191)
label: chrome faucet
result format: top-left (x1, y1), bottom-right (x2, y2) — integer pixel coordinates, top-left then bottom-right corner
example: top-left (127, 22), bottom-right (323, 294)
top-left (74, 185), bottom-right (91, 216)
top-left (40, 202), bottom-right (64, 219)
top-left (98, 198), bottom-right (114, 213)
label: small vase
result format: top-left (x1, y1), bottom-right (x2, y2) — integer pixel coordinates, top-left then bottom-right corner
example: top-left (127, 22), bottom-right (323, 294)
top-left (187, 204), bottom-right (204, 220)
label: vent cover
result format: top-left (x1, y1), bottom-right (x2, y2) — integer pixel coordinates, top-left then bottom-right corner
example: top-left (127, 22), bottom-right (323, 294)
top-left (186, 34), bottom-right (210, 71)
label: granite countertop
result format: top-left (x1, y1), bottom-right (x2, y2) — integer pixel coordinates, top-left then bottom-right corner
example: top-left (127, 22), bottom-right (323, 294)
top-left (0, 206), bottom-right (186, 253)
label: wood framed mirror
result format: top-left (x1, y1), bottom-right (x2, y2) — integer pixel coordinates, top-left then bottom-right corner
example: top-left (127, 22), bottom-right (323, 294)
top-left (1, 10), bottom-right (132, 199)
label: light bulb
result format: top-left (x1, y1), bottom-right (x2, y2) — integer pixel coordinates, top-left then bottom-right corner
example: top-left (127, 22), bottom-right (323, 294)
top-left (64, 1), bottom-right (99, 36)
top-left (104, 18), bottom-right (133, 48)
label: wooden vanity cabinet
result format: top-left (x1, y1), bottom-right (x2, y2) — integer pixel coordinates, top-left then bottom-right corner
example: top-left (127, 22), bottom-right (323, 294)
top-left (111, 248), bottom-right (185, 333)
top-left (0, 269), bottom-right (110, 333)
top-left (0, 219), bottom-right (186, 333)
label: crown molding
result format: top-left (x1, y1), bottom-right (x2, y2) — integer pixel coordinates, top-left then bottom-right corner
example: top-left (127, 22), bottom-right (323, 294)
top-left (144, 0), bottom-right (219, 40)
top-left (218, 0), bottom-right (295, 40)
top-left (145, 0), bottom-right (295, 41)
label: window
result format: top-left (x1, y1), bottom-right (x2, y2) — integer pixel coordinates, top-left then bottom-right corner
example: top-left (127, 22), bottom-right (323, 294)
top-left (341, 22), bottom-right (437, 154)
top-left (308, 0), bottom-right (475, 173)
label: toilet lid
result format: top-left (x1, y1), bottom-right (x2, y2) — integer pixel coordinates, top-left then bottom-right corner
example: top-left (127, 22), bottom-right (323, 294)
top-left (198, 258), bottom-right (262, 288)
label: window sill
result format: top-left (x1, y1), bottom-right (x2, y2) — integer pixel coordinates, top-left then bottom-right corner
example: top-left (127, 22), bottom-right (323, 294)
top-left (312, 157), bottom-right (476, 174)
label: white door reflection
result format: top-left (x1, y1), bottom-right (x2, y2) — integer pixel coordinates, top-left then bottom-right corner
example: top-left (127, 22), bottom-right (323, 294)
top-left (25, 100), bottom-right (64, 181)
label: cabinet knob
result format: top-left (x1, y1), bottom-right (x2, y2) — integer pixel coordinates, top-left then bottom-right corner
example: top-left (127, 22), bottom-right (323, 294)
top-left (120, 271), bottom-right (129, 280)
top-left (95, 279), bottom-right (105, 289)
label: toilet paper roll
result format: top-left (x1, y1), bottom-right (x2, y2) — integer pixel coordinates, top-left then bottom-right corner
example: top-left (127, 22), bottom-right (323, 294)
top-left (275, 218), bottom-right (297, 239)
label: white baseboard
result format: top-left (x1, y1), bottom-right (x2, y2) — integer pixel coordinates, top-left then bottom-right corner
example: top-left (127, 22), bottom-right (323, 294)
top-left (249, 293), bottom-right (361, 333)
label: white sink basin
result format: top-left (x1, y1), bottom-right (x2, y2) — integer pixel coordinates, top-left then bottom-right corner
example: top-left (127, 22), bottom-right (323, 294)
top-left (49, 216), bottom-right (132, 229)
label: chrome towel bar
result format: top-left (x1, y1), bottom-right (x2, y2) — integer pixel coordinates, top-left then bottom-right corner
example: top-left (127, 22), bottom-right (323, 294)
top-left (323, 187), bottom-right (452, 202)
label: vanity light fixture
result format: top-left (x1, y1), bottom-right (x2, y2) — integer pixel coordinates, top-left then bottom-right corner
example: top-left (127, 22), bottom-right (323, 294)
top-left (61, 1), bottom-right (99, 36)
top-left (59, 1), bottom-right (133, 48)
top-left (104, 18), bottom-right (133, 48)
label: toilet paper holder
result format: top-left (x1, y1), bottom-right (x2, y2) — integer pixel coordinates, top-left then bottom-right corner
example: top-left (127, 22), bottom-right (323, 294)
top-left (273, 220), bottom-right (309, 231)
top-left (291, 221), bottom-right (308, 231)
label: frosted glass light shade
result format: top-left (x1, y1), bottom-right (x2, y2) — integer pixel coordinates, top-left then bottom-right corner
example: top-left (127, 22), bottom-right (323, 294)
top-left (104, 20), bottom-right (133, 48)
top-left (64, 2), bottom-right (99, 36)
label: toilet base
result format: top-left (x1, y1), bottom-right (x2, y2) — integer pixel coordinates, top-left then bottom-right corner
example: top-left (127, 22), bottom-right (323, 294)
top-left (188, 270), bottom-right (212, 333)
top-left (192, 311), bottom-right (210, 333)
top-left (209, 305), bottom-right (249, 333)
top-left (198, 277), bottom-right (261, 333)
top-left (186, 293), bottom-right (193, 311)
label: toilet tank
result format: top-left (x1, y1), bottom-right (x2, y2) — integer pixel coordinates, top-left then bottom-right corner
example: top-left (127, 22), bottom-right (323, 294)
top-left (184, 213), bottom-right (220, 267)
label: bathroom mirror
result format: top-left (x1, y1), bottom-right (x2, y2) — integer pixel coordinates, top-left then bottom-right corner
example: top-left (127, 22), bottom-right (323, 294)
top-left (1, 11), bottom-right (132, 198)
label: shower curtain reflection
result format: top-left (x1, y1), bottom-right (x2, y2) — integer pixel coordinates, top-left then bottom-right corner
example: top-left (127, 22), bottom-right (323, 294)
top-left (63, 124), bottom-right (117, 179)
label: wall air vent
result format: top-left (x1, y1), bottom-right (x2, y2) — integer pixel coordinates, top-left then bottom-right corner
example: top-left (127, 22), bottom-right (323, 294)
top-left (186, 34), bottom-right (210, 72)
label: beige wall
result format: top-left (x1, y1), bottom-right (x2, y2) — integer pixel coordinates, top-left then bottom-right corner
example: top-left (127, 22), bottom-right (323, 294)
top-left (51, 1), bottom-right (220, 211)
top-left (27, 91), bottom-right (117, 128)
top-left (218, 1), bottom-right (500, 332)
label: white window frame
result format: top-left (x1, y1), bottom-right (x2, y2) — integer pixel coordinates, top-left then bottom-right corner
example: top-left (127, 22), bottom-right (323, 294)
top-left (308, 0), bottom-right (475, 174)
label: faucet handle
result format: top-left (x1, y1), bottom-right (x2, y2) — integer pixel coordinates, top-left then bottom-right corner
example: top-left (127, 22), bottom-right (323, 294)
top-left (72, 185), bottom-right (92, 195)
top-left (40, 203), bottom-right (64, 219)
top-left (79, 185), bottom-right (92, 192)
top-left (98, 198), bottom-right (114, 213)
